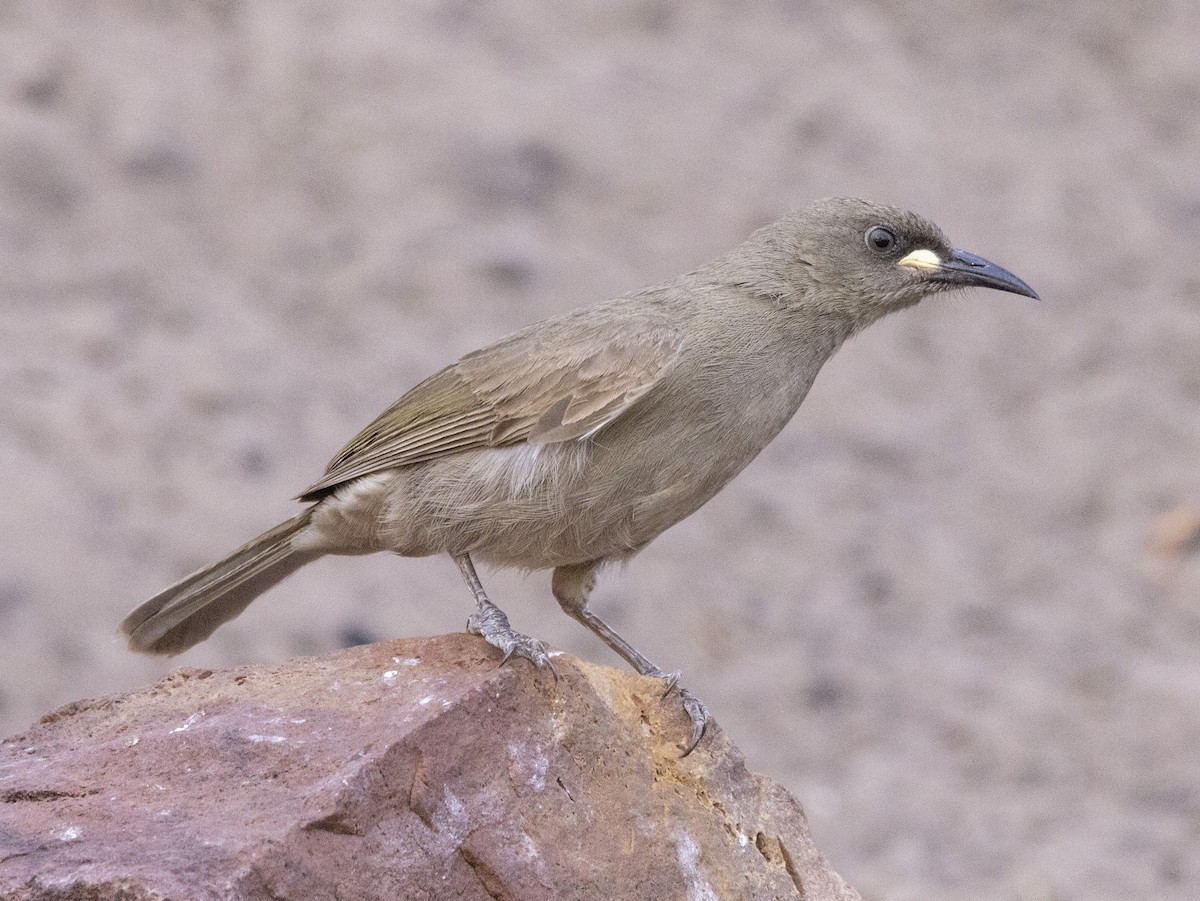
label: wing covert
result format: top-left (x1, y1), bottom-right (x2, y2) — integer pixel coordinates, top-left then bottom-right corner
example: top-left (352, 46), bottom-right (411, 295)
top-left (298, 305), bottom-right (683, 500)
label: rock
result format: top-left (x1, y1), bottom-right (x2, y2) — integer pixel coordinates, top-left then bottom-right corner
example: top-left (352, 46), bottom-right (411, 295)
top-left (0, 634), bottom-right (858, 900)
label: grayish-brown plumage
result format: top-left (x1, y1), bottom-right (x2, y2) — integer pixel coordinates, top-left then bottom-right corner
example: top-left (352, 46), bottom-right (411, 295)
top-left (120, 198), bottom-right (1037, 753)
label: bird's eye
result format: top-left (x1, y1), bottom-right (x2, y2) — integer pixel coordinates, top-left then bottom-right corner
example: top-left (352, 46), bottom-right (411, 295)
top-left (865, 226), bottom-right (896, 253)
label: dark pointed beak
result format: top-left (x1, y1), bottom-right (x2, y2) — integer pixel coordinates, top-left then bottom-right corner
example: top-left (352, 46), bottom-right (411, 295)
top-left (932, 248), bottom-right (1040, 299)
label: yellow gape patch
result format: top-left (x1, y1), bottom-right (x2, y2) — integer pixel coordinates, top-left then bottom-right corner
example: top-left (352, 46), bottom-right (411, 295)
top-left (897, 248), bottom-right (943, 270)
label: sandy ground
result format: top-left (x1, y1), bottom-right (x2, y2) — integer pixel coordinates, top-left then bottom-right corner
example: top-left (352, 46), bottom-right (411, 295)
top-left (1, 2), bottom-right (1198, 899)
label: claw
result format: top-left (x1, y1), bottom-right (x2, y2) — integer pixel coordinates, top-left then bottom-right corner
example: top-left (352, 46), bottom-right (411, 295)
top-left (646, 669), bottom-right (709, 756)
top-left (500, 642), bottom-right (559, 681)
top-left (677, 688), bottom-right (709, 757)
top-left (658, 670), bottom-right (682, 699)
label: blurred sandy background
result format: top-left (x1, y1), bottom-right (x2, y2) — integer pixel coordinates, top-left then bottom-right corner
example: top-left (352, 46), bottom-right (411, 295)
top-left (1, 1), bottom-right (1198, 898)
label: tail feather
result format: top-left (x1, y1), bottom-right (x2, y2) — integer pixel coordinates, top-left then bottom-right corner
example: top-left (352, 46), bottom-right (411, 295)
top-left (121, 510), bottom-right (319, 655)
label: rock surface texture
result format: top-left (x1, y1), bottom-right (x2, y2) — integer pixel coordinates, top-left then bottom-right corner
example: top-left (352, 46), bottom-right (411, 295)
top-left (0, 634), bottom-right (857, 900)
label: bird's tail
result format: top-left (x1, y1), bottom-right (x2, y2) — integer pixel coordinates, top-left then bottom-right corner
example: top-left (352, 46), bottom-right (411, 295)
top-left (120, 510), bottom-right (320, 655)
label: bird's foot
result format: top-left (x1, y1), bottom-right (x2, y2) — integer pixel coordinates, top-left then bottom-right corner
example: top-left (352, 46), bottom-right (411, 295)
top-left (648, 667), bottom-right (709, 756)
top-left (467, 604), bottom-right (557, 678)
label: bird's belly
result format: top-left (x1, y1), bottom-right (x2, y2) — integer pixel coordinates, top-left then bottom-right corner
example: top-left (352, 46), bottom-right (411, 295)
top-left (353, 438), bottom-right (741, 569)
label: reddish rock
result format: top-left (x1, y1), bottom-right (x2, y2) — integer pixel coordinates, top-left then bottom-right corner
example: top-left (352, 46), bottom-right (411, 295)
top-left (0, 633), bottom-right (857, 900)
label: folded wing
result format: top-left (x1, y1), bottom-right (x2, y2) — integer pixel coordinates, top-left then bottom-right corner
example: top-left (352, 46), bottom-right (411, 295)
top-left (298, 308), bottom-right (683, 500)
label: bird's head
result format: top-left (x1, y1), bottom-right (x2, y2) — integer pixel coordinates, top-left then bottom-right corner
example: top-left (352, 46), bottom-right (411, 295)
top-left (735, 197), bottom-right (1038, 328)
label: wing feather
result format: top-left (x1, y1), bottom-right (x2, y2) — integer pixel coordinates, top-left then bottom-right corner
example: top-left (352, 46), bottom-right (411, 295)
top-left (298, 303), bottom-right (683, 499)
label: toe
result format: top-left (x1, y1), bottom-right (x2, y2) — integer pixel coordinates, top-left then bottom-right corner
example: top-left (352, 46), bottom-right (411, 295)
top-left (657, 671), bottom-right (682, 698)
top-left (520, 640), bottom-right (558, 680)
top-left (465, 613), bottom-right (484, 637)
top-left (677, 689), bottom-right (709, 757)
top-left (493, 635), bottom-right (558, 680)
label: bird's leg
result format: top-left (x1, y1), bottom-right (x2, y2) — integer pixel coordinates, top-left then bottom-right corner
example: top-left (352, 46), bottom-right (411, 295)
top-left (454, 553), bottom-right (555, 675)
top-left (552, 562), bottom-right (708, 755)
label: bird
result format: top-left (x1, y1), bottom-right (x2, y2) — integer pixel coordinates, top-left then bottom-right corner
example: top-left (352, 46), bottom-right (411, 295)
top-left (120, 197), bottom-right (1038, 754)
